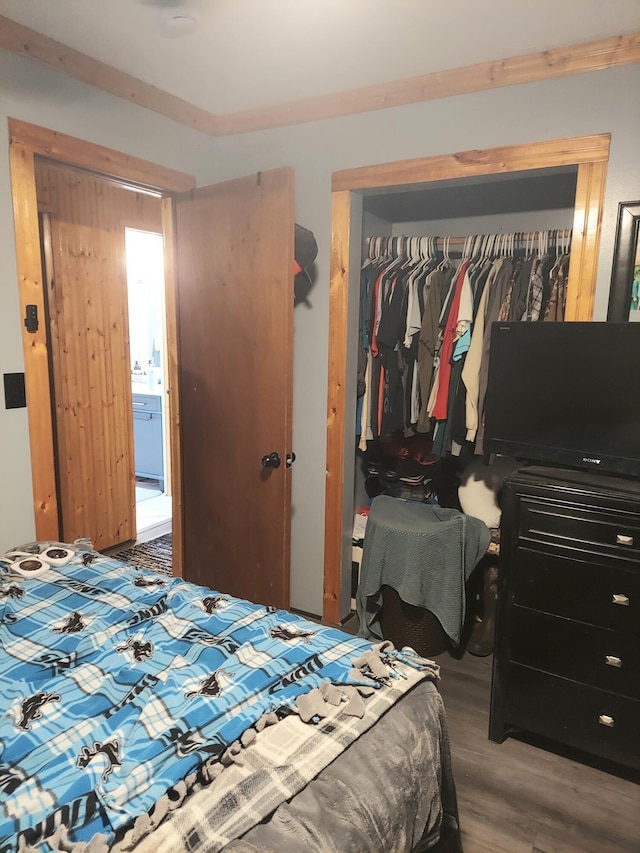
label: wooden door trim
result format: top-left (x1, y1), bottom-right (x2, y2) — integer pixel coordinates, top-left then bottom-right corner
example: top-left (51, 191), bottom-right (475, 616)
top-left (160, 198), bottom-right (183, 577)
top-left (9, 119), bottom-right (195, 192)
top-left (332, 134), bottom-right (611, 192)
top-left (323, 134), bottom-right (610, 624)
top-left (323, 190), bottom-right (354, 620)
top-left (9, 141), bottom-right (59, 539)
top-left (8, 118), bottom-right (195, 575)
top-left (565, 161), bottom-right (608, 321)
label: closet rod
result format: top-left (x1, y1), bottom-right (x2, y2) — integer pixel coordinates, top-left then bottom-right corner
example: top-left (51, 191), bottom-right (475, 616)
top-left (365, 230), bottom-right (572, 261)
top-left (368, 229), bottom-right (572, 247)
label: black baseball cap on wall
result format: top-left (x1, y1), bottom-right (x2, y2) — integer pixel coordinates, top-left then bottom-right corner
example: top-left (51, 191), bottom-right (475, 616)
top-left (294, 223), bottom-right (317, 283)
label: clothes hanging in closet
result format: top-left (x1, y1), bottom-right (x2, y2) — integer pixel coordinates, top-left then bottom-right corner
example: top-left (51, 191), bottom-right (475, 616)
top-left (356, 230), bottom-right (572, 458)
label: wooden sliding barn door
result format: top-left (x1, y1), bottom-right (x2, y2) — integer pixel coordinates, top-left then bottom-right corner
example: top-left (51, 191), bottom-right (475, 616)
top-left (35, 159), bottom-right (163, 550)
top-left (174, 167), bottom-right (294, 608)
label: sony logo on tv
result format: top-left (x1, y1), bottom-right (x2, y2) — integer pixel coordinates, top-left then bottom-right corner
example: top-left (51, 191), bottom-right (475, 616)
top-left (582, 457), bottom-right (602, 465)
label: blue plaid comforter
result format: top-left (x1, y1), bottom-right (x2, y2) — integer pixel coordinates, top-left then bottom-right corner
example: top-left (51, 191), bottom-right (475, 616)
top-left (0, 548), bottom-right (398, 852)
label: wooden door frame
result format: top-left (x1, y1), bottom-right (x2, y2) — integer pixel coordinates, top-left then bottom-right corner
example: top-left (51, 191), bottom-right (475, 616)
top-left (323, 133), bottom-right (611, 624)
top-left (8, 117), bottom-right (195, 575)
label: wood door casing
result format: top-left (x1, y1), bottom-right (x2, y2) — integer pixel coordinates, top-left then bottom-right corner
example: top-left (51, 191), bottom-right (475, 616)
top-left (36, 159), bottom-right (163, 550)
top-left (324, 134), bottom-right (611, 623)
top-left (9, 120), bottom-right (194, 575)
top-left (175, 168), bottom-right (294, 609)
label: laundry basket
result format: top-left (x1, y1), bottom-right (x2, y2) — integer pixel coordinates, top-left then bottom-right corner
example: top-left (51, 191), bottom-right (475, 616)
top-left (356, 495), bottom-right (491, 653)
top-left (380, 585), bottom-right (449, 657)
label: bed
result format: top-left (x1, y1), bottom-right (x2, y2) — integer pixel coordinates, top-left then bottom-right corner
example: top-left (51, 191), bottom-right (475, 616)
top-left (0, 541), bottom-right (462, 853)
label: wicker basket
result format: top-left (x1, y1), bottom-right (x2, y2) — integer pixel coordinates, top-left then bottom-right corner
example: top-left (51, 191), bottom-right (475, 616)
top-left (380, 585), bottom-right (449, 657)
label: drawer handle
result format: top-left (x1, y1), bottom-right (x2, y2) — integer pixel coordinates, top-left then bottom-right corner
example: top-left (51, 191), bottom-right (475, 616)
top-left (605, 655), bottom-right (622, 668)
top-left (612, 594), bottom-right (630, 606)
top-left (616, 534), bottom-right (634, 546)
top-left (598, 714), bottom-right (615, 728)
top-left (133, 401), bottom-right (148, 407)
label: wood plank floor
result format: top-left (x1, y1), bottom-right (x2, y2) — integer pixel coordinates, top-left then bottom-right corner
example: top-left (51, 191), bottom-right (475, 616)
top-left (434, 651), bottom-right (640, 853)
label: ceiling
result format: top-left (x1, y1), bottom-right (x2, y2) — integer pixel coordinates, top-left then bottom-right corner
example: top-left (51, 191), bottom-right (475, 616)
top-left (1, 0), bottom-right (639, 116)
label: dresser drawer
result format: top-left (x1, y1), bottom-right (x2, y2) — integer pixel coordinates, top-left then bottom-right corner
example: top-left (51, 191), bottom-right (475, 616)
top-left (132, 392), bottom-right (162, 413)
top-left (503, 663), bottom-right (640, 771)
top-left (511, 547), bottom-right (640, 635)
top-left (517, 497), bottom-right (640, 561)
top-left (510, 606), bottom-right (640, 700)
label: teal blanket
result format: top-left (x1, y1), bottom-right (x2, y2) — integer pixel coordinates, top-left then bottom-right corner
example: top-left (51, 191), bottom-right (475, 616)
top-left (0, 547), bottom-right (418, 852)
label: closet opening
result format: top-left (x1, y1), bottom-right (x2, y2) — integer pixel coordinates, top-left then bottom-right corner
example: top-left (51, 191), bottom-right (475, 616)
top-left (324, 135), bottom-right (610, 625)
top-left (350, 165), bottom-right (579, 619)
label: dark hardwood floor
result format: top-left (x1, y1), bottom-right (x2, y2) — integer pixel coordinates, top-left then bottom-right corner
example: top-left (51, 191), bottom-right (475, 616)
top-left (434, 651), bottom-right (640, 853)
top-left (334, 613), bottom-right (638, 851)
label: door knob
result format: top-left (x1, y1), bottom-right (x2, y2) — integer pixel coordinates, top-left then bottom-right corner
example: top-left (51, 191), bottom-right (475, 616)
top-left (261, 451), bottom-right (281, 469)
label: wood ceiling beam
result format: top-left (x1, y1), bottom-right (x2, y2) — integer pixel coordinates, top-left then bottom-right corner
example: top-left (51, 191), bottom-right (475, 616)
top-left (217, 33), bottom-right (640, 135)
top-left (1, 16), bottom-right (639, 137)
top-left (0, 15), bottom-right (220, 136)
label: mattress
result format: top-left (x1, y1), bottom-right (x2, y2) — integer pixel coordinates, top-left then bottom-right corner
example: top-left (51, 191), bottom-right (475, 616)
top-left (0, 542), bottom-right (460, 853)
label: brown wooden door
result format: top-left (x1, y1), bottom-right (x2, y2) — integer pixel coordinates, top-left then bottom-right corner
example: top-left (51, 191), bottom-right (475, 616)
top-left (175, 167), bottom-right (294, 608)
top-left (36, 159), bottom-right (163, 550)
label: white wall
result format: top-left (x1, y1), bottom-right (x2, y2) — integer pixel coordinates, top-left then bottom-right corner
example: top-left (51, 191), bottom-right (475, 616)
top-left (2, 52), bottom-right (639, 618)
top-left (211, 65), bottom-right (640, 616)
top-left (0, 50), bottom-right (217, 548)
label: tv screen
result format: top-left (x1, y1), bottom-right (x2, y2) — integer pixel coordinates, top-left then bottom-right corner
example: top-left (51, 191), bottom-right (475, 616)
top-left (484, 322), bottom-right (640, 478)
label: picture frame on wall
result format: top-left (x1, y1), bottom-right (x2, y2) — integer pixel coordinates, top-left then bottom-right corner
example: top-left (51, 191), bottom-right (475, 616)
top-left (607, 200), bottom-right (640, 321)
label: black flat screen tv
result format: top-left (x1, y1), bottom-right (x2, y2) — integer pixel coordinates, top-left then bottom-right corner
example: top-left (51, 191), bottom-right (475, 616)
top-left (484, 321), bottom-right (640, 478)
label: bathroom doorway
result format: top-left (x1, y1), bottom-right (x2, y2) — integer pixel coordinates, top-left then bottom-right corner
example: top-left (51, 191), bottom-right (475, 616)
top-left (125, 228), bottom-right (172, 542)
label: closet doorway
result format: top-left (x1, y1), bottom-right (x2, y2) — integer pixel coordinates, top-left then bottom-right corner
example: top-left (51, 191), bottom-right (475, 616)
top-left (323, 134), bottom-right (610, 624)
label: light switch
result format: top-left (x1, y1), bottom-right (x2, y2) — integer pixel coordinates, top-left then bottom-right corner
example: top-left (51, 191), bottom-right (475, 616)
top-left (3, 373), bottom-right (26, 409)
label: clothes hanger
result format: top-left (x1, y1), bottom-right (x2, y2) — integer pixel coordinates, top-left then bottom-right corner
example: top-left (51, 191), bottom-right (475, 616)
top-left (440, 236), bottom-right (451, 269)
top-left (362, 238), bottom-right (373, 268)
top-left (411, 235), bottom-right (434, 277)
top-left (365, 236), bottom-right (379, 266)
top-left (401, 235), bottom-right (418, 269)
top-left (362, 236), bottom-right (380, 268)
top-left (431, 236), bottom-right (443, 267)
top-left (446, 236), bottom-right (453, 265)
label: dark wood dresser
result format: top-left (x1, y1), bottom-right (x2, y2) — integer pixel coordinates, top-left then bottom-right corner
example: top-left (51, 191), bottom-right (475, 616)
top-left (489, 466), bottom-right (640, 772)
